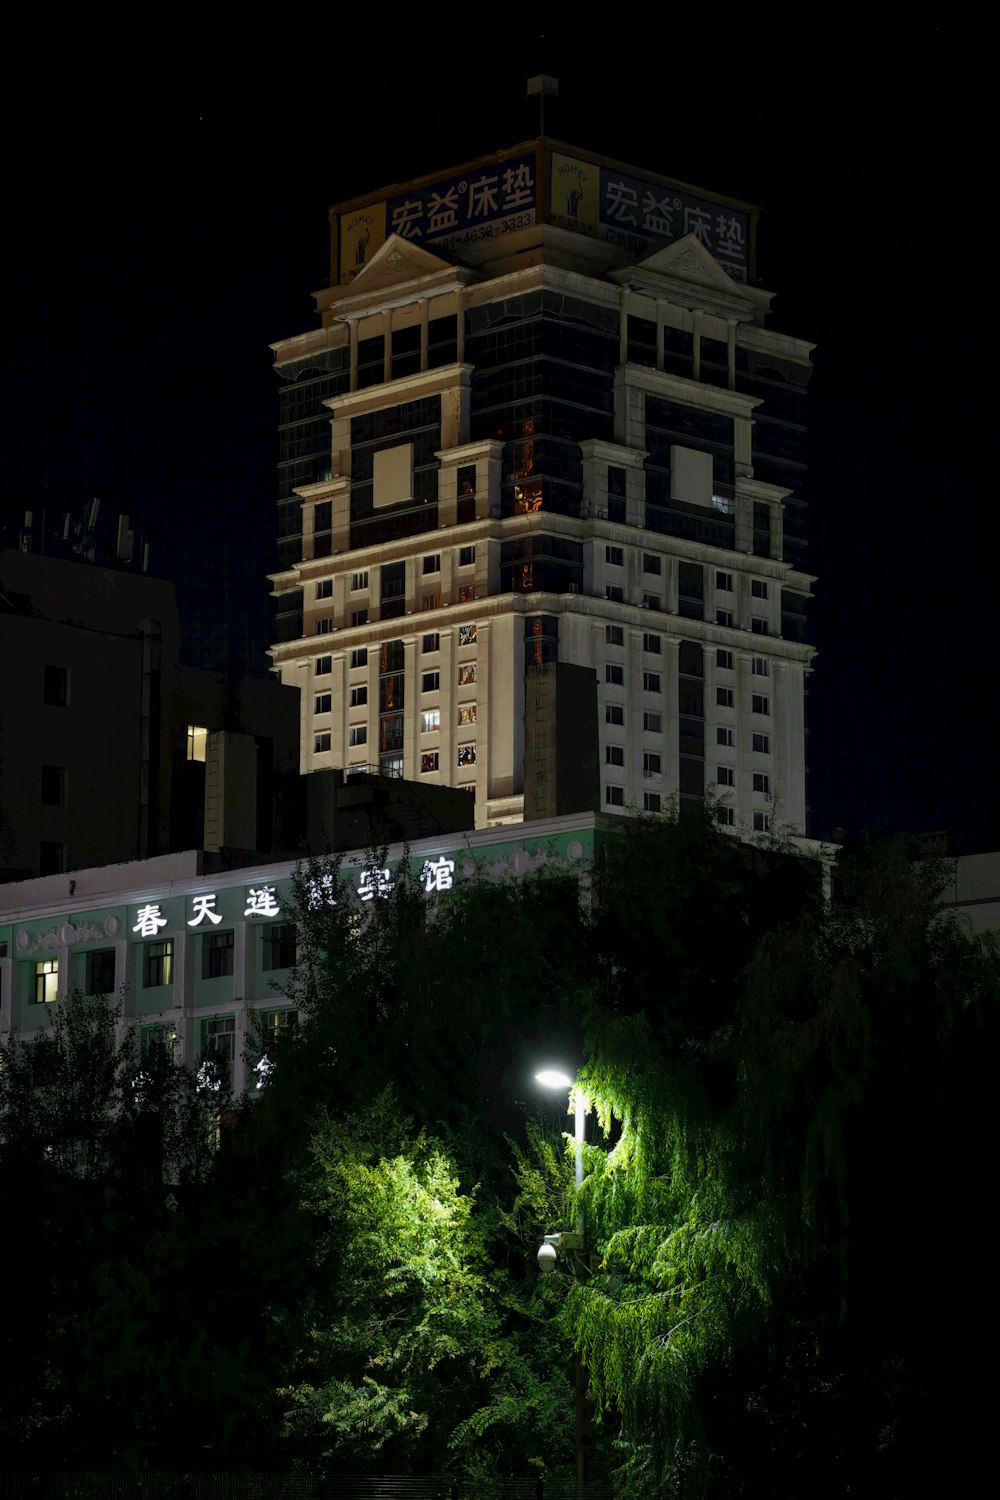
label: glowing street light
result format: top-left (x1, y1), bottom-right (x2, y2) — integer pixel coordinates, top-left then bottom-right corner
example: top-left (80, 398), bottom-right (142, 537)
top-left (534, 1067), bottom-right (586, 1231)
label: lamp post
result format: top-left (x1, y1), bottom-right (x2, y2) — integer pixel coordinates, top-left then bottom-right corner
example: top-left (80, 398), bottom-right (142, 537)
top-left (535, 1067), bottom-right (589, 1497)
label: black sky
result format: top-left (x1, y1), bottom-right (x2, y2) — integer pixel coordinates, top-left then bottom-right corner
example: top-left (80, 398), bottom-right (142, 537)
top-left (3, 24), bottom-right (992, 850)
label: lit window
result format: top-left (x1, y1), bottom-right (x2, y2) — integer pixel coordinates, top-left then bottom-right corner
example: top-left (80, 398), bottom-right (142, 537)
top-left (423, 554), bottom-right (441, 574)
top-left (316, 655), bottom-right (332, 675)
top-left (458, 704), bottom-right (477, 726)
top-left (606, 664), bottom-right (624, 685)
top-left (752, 733), bottom-right (770, 754)
top-left (458, 584), bottom-right (476, 603)
top-left (752, 580), bottom-right (769, 599)
top-left (605, 625), bottom-right (624, 645)
top-left (717, 687), bottom-right (734, 707)
top-left (423, 592), bottom-right (442, 610)
top-left (350, 686), bottom-right (368, 707)
top-left (315, 579), bottom-right (333, 599)
top-left (717, 727), bottom-right (734, 747)
top-left (643, 554), bottom-right (661, 575)
top-left (457, 745), bottom-right (477, 767)
top-left (606, 745), bottom-right (624, 766)
top-left (421, 709), bottom-right (441, 733)
top-left (35, 959), bottom-right (58, 1005)
top-left (606, 704), bottom-right (624, 725)
top-left (752, 694), bottom-right (770, 715)
top-left (643, 792), bottom-right (661, 812)
top-left (605, 546), bottom-right (623, 566)
top-left (351, 648), bottom-right (368, 669)
top-left (422, 672), bottom-right (440, 693)
top-left (458, 663), bottom-right (478, 685)
top-left (421, 752), bottom-right (439, 773)
top-left (752, 656), bottom-right (769, 676)
top-left (643, 711), bottom-right (661, 732)
top-left (643, 752), bottom-right (661, 776)
top-left (717, 766), bottom-right (734, 786)
top-left (144, 940), bottom-right (173, 988)
top-left (643, 671), bottom-right (661, 692)
top-left (459, 545), bottom-right (476, 567)
top-left (187, 725), bottom-right (208, 762)
top-left (315, 694), bottom-right (332, 715)
top-left (459, 624), bottom-right (477, 646)
top-left (605, 785), bottom-right (624, 807)
top-left (423, 633), bottom-right (440, 653)
top-left (716, 571), bottom-right (733, 591)
top-left (349, 726), bottom-right (367, 747)
top-left (351, 571), bottom-right (369, 591)
top-left (753, 772), bottom-right (770, 794)
top-left (717, 649), bottom-right (733, 670)
top-left (642, 633), bottom-right (661, 654)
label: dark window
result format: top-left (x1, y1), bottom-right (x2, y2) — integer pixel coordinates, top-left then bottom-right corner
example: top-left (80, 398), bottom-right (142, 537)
top-left (606, 625), bottom-right (624, 645)
top-left (391, 324), bottom-right (421, 380)
top-left (717, 726), bottom-right (734, 747)
top-left (41, 765), bottom-right (66, 806)
top-left (39, 841), bottom-right (64, 875)
top-left (643, 752), bottom-right (662, 775)
top-left (752, 733), bottom-right (770, 753)
top-left (350, 609), bottom-right (368, 628)
top-left (144, 940), bottom-right (173, 988)
top-left (717, 766), bottom-right (735, 786)
top-left (316, 655), bottom-right (332, 675)
top-left (642, 633), bottom-right (661, 654)
top-left (643, 792), bottom-right (661, 812)
top-left (606, 704), bottom-right (624, 725)
top-left (350, 686), bottom-right (368, 707)
top-left (717, 649), bottom-right (733, 669)
top-left (203, 930), bottom-right (235, 981)
top-left (643, 671), bottom-right (661, 692)
top-left (459, 545), bottom-right (476, 567)
top-left (263, 924), bottom-right (297, 971)
top-left (606, 664), bottom-right (624, 685)
top-left (44, 665), bottom-right (68, 707)
top-left (422, 671), bottom-right (440, 692)
top-left (752, 695), bottom-right (770, 715)
top-left (643, 554), bottom-right (661, 575)
top-left (717, 687), bottom-right (734, 707)
top-left (605, 546), bottom-right (623, 566)
top-left (643, 711), bottom-right (661, 732)
top-left (87, 948), bottom-right (116, 996)
top-left (605, 785), bottom-right (624, 807)
top-left (423, 553), bottom-right (441, 574)
top-left (422, 633), bottom-right (440, 652)
top-left (606, 745), bottom-right (624, 766)
top-left (752, 579), bottom-right (769, 599)
top-left (350, 648), bottom-right (368, 669)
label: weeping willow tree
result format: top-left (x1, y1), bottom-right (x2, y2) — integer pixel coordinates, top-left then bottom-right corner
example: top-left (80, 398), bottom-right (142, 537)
top-left (564, 816), bottom-right (999, 1497)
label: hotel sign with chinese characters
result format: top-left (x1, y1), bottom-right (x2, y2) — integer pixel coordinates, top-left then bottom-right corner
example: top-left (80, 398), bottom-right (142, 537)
top-left (335, 144), bottom-right (753, 286)
top-left (338, 152), bottom-right (538, 282)
top-left (548, 151), bottom-right (750, 282)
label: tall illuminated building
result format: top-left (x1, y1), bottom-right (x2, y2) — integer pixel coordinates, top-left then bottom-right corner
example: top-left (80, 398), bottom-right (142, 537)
top-left (268, 139), bottom-right (814, 833)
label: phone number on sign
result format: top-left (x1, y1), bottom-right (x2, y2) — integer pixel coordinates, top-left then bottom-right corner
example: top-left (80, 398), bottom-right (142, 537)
top-left (445, 211), bottom-right (535, 247)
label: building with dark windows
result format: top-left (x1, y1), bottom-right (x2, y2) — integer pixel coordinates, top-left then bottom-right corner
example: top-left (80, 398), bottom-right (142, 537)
top-left (269, 139), bottom-right (815, 833)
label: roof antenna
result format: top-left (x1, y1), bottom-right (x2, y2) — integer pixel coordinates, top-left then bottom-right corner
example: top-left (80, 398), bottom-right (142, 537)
top-left (526, 74), bottom-right (558, 136)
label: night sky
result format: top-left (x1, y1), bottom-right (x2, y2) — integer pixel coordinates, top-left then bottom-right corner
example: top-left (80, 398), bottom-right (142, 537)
top-left (3, 25), bottom-right (992, 851)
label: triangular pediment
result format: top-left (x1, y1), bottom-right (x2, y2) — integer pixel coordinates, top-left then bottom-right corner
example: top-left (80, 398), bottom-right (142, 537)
top-left (346, 233), bottom-right (459, 295)
top-left (613, 232), bottom-right (769, 311)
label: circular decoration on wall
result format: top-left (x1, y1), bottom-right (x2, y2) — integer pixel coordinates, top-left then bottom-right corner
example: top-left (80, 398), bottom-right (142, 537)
top-left (104, 916), bottom-right (119, 937)
top-left (59, 923), bottom-right (77, 946)
top-left (16, 930), bottom-right (30, 952)
top-left (514, 850), bottom-right (531, 874)
top-left (567, 840), bottom-right (583, 861)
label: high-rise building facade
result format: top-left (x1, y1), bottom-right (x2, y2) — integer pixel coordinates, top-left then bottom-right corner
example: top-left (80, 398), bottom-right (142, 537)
top-left (269, 139), bottom-right (814, 833)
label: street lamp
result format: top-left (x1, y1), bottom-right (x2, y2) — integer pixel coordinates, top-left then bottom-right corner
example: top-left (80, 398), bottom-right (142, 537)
top-left (535, 1067), bottom-right (590, 1496)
